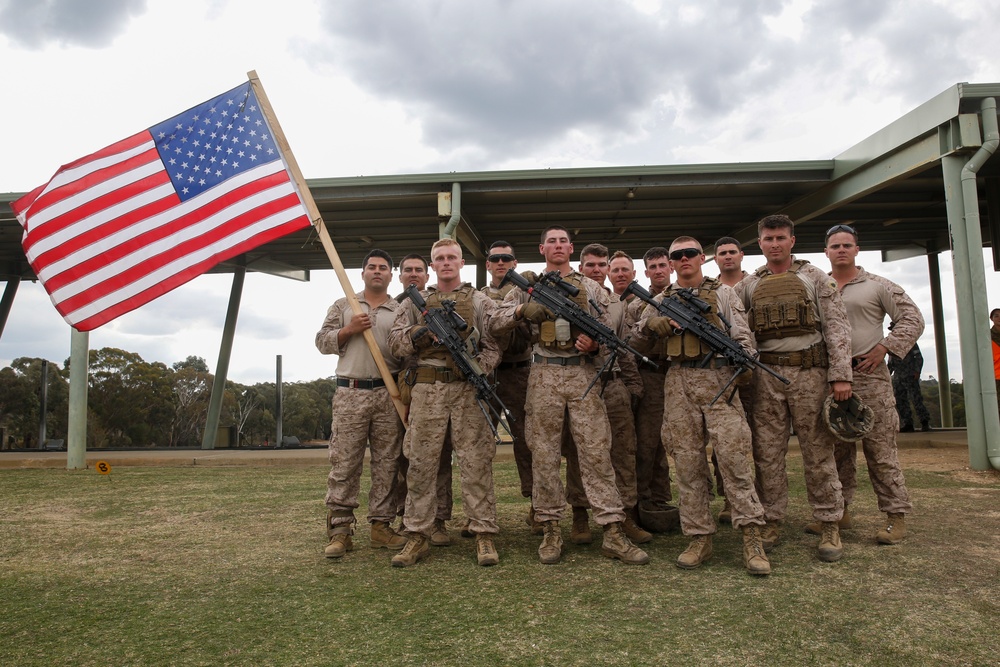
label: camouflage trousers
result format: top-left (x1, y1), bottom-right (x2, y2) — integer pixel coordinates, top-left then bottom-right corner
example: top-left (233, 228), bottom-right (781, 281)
top-left (526, 363), bottom-right (625, 525)
top-left (635, 368), bottom-right (673, 505)
top-left (565, 377), bottom-right (638, 510)
top-left (710, 387), bottom-right (754, 498)
top-left (751, 366), bottom-right (845, 523)
top-left (402, 381), bottom-right (498, 536)
top-left (325, 387), bottom-right (404, 526)
top-left (835, 362), bottom-right (912, 514)
top-left (664, 366), bottom-right (764, 535)
top-left (394, 435), bottom-right (453, 521)
top-left (495, 364), bottom-right (531, 497)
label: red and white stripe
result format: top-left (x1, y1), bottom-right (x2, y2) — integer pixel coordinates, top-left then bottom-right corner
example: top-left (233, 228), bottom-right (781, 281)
top-left (12, 130), bottom-right (311, 331)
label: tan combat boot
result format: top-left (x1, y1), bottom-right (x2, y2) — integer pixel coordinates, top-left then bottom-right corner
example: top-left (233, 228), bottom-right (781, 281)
top-left (817, 521), bottom-right (844, 562)
top-left (742, 525), bottom-right (771, 576)
top-left (476, 534), bottom-right (499, 566)
top-left (538, 520), bottom-right (563, 565)
top-left (718, 497), bottom-right (733, 524)
top-left (570, 507), bottom-right (592, 545)
top-left (525, 506), bottom-right (544, 536)
top-left (876, 513), bottom-right (907, 545)
top-left (391, 534), bottom-right (430, 568)
top-left (430, 519), bottom-right (452, 546)
top-left (760, 521), bottom-right (781, 552)
top-left (369, 521), bottom-right (407, 550)
top-left (324, 527), bottom-right (353, 558)
top-left (676, 535), bottom-right (713, 569)
top-left (623, 507), bottom-right (653, 544)
top-left (805, 506), bottom-right (851, 535)
top-left (601, 522), bottom-right (650, 565)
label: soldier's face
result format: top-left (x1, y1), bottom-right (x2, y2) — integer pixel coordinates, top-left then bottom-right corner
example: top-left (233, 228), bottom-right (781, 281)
top-left (669, 242), bottom-right (705, 282)
top-left (430, 244), bottom-right (465, 281)
top-left (714, 244), bottom-right (743, 272)
top-left (361, 257), bottom-right (391, 290)
top-left (486, 245), bottom-right (516, 282)
top-left (608, 257), bottom-right (635, 294)
top-left (579, 254), bottom-right (609, 284)
top-left (539, 230), bottom-right (573, 266)
top-left (399, 259), bottom-right (428, 290)
top-left (825, 232), bottom-right (859, 268)
top-left (644, 256), bottom-right (672, 292)
top-left (758, 227), bottom-right (795, 264)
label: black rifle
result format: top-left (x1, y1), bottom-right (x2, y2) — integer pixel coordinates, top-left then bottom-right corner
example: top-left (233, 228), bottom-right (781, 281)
top-left (405, 285), bottom-right (514, 444)
top-left (500, 270), bottom-right (657, 397)
top-left (623, 281), bottom-right (790, 404)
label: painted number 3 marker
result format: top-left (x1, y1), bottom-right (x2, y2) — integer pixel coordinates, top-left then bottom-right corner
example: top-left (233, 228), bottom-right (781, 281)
top-left (95, 461), bottom-right (112, 475)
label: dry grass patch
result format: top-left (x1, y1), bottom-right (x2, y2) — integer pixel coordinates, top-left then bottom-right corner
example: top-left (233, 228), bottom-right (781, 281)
top-left (0, 448), bottom-right (997, 666)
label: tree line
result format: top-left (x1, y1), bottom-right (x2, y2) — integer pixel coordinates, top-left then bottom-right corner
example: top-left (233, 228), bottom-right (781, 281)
top-left (0, 348), bottom-right (968, 449)
top-left (0, 349), bottom-right (334, 449)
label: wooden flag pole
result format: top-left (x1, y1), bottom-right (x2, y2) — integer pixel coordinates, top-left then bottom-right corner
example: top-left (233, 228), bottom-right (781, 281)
top-left (247, 70), bottom-right (408, 425)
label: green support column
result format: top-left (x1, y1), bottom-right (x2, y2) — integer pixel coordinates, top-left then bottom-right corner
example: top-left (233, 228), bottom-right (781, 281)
top-left (66, 328), bottom-right (89, 470)
top-left (0, 277), bottom-right (20, 337)
top-left (201, 267), bottom-right (245, 450)
top-left (942, 153), bottom-right (997, 470)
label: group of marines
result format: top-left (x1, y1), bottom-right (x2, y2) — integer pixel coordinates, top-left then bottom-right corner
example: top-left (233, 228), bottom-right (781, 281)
top-left (316, 213), bottom-right (925, 576)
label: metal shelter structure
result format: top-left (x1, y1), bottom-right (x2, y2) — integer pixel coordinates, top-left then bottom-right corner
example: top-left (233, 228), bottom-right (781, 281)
top-left (2, 82), bottom-right (999, 469)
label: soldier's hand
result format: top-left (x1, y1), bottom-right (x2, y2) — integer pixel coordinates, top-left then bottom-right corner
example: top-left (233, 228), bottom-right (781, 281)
top-left (519, 302), bottom-right (553, 323)
top-left (343, 312), bottom-right (372, 336)
top-left (519, 270), bottom-right (539, 285)
top-left (410, 326), bottom-right (434, 349)
top-left (734, 367), bottom-right (753, 387)
top-left (645, 316), bottom-right (674, 337)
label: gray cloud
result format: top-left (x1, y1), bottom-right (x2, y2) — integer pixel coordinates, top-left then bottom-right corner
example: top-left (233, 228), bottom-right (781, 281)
top-left (306, 0), bottom-right (984, 167)
top-left (0, 0), bottom-right (147, 49)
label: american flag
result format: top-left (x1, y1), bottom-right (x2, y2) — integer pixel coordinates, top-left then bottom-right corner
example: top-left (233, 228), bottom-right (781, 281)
top-left (10, 81), bottom-right (312, 332)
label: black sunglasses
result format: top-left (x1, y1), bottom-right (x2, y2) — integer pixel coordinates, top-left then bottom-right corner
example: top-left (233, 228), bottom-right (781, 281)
top-left (825, 224), bottom-right (857, 239)
top-left (669, 248), bottom-right (701, 261)
top-left (488, 253), bottom-right (515, 262)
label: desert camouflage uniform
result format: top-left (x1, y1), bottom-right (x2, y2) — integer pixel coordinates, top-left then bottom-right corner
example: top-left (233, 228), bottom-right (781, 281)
top-left (737, 258), bottom-right (851, 523)
top-left (565, 294), bottom-right (642, 511)
top-left (491, 272), bottom-right (626, 525)
top-left (633, 279), bottom-right (765, 535)
top-left (627, 296), bottom-right (674, 507)
top-left (388, 284), bottom-right (501, 537)
top-left (390, 293), bottom-right (454, 525)
top-left (482, 283), bottom-right (533, 498)
top-left (888, 344), bottom-right (931, 430)
top-left (316, 292), bottom-right (403, 528)
top-left (835, 267), bottom-right (923, 513)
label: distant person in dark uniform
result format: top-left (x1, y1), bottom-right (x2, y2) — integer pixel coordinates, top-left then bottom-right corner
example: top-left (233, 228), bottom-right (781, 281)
top-left (888, 338), bottom-right (931, 433)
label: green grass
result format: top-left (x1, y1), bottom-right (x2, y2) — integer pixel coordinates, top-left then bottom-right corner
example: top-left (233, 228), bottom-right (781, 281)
top-left (1, 457), bottom-right (998, 666)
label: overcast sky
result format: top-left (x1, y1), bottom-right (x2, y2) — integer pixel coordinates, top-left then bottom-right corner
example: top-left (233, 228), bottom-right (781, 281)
top-left (2, 0), bottom-right (999, 384)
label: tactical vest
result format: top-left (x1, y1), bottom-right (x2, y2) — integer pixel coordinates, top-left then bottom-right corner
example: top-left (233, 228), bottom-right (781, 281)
top-left (659, 279), bottom-right (724, 360)
top-left (748, 260), bottom-right (820, 340)
top-left (538, 273), bottom-right (591, 351)
top-left (420, 285), bottom-right (477, 368)
top-left (482, 283), bottom-right (530, 356)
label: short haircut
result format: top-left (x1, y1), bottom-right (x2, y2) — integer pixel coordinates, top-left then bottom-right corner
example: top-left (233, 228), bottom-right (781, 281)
top-left (757, 214), bottom-right (795, 235)
top-left (399, 253), bottom-right (428, 271)
top-left (643, 246), bottom-right (670, 265)
top-left (670, 236), bottom-right (703, 252)
top-left (992, 308), bottom-right (1000, 319)
top-left (579, 243), bottom-right (609, 259)
top-left (610, 250), bottom-right (633, 263)
top-left (540, 225), bottom-right (571, 243)
top-left (431, 238), bottom-right (462, 256)
top-left (363, 249), bottom-right (393, 268)
top-left (714, 236), bottom-right (741, 251)
top-left (489, 240), bottom-right (514, 254)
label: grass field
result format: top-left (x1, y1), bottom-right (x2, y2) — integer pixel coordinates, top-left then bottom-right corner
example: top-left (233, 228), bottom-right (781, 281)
top-left (1, 448), bottom-right (998, 667)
